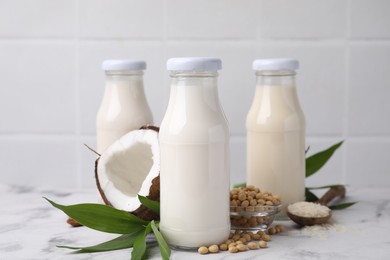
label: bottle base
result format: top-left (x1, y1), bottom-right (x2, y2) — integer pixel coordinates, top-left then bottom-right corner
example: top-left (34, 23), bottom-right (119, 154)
top-left (160, 224), bottom-right (230, 249)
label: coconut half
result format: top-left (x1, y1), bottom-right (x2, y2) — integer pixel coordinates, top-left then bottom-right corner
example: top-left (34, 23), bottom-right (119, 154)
top-left (95, 125), bottom-right (160, 220)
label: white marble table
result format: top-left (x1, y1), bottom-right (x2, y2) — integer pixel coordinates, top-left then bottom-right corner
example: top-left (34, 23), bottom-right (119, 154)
top-left (1, 184), bottom-right (389, 260)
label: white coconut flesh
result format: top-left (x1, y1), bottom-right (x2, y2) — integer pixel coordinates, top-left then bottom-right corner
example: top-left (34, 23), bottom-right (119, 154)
top-left (97, 129), bottom-right (159, 212)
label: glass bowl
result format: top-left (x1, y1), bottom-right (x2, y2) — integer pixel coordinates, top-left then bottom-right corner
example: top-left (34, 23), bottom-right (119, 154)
top-left (230, 204), bottom-right (282, 231)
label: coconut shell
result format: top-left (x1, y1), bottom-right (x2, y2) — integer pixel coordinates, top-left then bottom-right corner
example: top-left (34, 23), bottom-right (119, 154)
top-left (95, 160), bottom-right (160, 221)
top-left (94, 125), bottom-right (160, 221)
top-left (131, 175), bottom-right (160, 221)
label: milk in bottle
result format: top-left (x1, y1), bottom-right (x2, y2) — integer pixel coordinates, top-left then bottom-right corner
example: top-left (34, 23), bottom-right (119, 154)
top-left (246, 59), bottom-right (306, 218)
top-left (96, 60), bottom-right (153, 154)
top-left (159, 57), bottom-right (231, 248)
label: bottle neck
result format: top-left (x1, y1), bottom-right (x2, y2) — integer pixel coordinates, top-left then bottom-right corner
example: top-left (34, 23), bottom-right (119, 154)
top-left (105, 70), bottom-right (144, 84)
top-left (248, 70), bottom-right (305, 132)
top-left (170, 71), bottom-right (218, 85)
top-left (255, 70), bottom-right (296, 87)
top-left (102, 70), bottom-right (146, 105)
top-left (168, 71), bottom-right (220, 111)
top-left (253, 69), bottom-right (300, 119)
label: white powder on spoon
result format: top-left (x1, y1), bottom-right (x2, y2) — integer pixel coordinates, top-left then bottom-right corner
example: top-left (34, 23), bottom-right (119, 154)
top-left (288, 201), bottom-right (330, 218)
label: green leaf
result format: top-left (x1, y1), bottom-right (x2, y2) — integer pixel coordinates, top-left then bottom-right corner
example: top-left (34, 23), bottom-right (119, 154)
top-left (305, 188), bottom-right (319, 202)
top-left (306, 141), bottom-right (344, 178)
top-left (131, 222), bottom-right (152, 260)
top-left (45, 198), bottom-right (148, 234)
top-left (57, 229), bottom-right (144, 253)
top-left (233, 183), bottom-right (246, 188)
top-left (138, 195), bottom-right (160, 214)
top-left (329, 202), bottom-right (357, 210)
top-left (151, 220), bottom-right (171, 260)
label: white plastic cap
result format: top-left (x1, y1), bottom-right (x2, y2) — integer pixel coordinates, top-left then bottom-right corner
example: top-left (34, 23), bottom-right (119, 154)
top-left (252, 58), bottom-right (299, 71)
top-left (167, 57), bottom-right (222, 71)
top-left (102, 59), bottom-right (146, 71)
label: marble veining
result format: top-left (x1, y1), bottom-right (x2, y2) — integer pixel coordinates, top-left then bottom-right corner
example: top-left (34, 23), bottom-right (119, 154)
top-left (0, 184), bottom-right (389, 260)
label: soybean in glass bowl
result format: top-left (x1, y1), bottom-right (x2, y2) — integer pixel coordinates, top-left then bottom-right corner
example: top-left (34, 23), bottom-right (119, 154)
top-left (230, 204), bottom-right (282, 231)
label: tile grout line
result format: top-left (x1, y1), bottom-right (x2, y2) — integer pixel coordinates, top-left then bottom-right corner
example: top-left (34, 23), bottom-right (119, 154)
top-left (342, 0), bottom-right (352, 185)
top-left (1, 37), bottom-right (390, 44)
top-left (0, 37), bottom-right (342, 44)
top-left (162, 0), bottom-right (170, 109)
top-left (1, 38), bottom-right (389, 46)
top-left (74, 0), bottom-right (83, 189)
top-left (1, 133), bottom-right (390, 141)
top-left (162, 0), bottom-right (167, 54)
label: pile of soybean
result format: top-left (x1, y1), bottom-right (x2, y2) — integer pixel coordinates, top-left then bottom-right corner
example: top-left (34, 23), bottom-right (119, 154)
top-left (197, 225), bottom-right (284, 255)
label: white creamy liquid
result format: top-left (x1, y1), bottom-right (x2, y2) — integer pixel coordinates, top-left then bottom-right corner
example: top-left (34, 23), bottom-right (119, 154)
top-left (159, 82), bottom-right (230, 248)
top-left (96, 74), bottom-right (153, 154)
top-left (246, 85), bottom-right (305, 217)
top-left (159, 142), bottom-right (230, 247)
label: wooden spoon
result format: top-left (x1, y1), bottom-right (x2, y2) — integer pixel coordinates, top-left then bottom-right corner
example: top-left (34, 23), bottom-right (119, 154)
top-left (287, 185), bottom-right (346, 226)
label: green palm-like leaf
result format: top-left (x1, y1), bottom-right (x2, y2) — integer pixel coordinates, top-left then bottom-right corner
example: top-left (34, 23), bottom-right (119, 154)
top-left (131, 222), bottom-right (152, 260)
top-left (233, 183), bottom-right (246, 188)
top-left (330, 202), bottom-right (357, 210)
top-left (57, 230), bottom-right (144, 253)
top-left (306, 141), bottom-right (344, 177)
top-left (305, 188), bottom-right (319, 202)
top-left (138, 195), bottom-right (160, 214)
top-left (45, 198), bottom-right (148, 234)
top-left (151, 221), bottom-right (171, 260)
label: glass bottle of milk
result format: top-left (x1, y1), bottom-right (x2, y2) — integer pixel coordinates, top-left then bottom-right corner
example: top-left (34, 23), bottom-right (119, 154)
top-left (246, 59), bottom-right (306, 218)
top-left (159, 57), bottom-right (231, 248)
top-left (96, 60), bottom-right (153, 154)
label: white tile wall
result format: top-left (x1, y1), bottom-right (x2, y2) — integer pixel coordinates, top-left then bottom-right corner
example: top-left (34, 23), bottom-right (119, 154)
top-left (165, 0), bottom-right (257, 39)
top-left (80, 136), bottom-right (99, 189)
top-left (0, 0), bottom-right (389, 189)
top-left (258, 0), bottom-right (347, 39)
top-left (79, 0), bottom-right (164, 39)
top-left (350, 0), bottom-right (390, 39)
top-left (346, 140), bottom-right (390, 188)
top-left (0, 136), bottom-right (78, 188)
top-left (348, 44), bottom-right (390, 135)
top-left (0, 43), bottom-right (76, 134)
top-left (0, 0), bottom-right (76, 38)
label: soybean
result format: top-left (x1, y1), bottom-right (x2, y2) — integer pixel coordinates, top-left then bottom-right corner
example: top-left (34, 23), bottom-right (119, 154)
top-left (198, 246), bottom-right (208, 254)
top-left (208, 245), bottom-right (219, 253)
